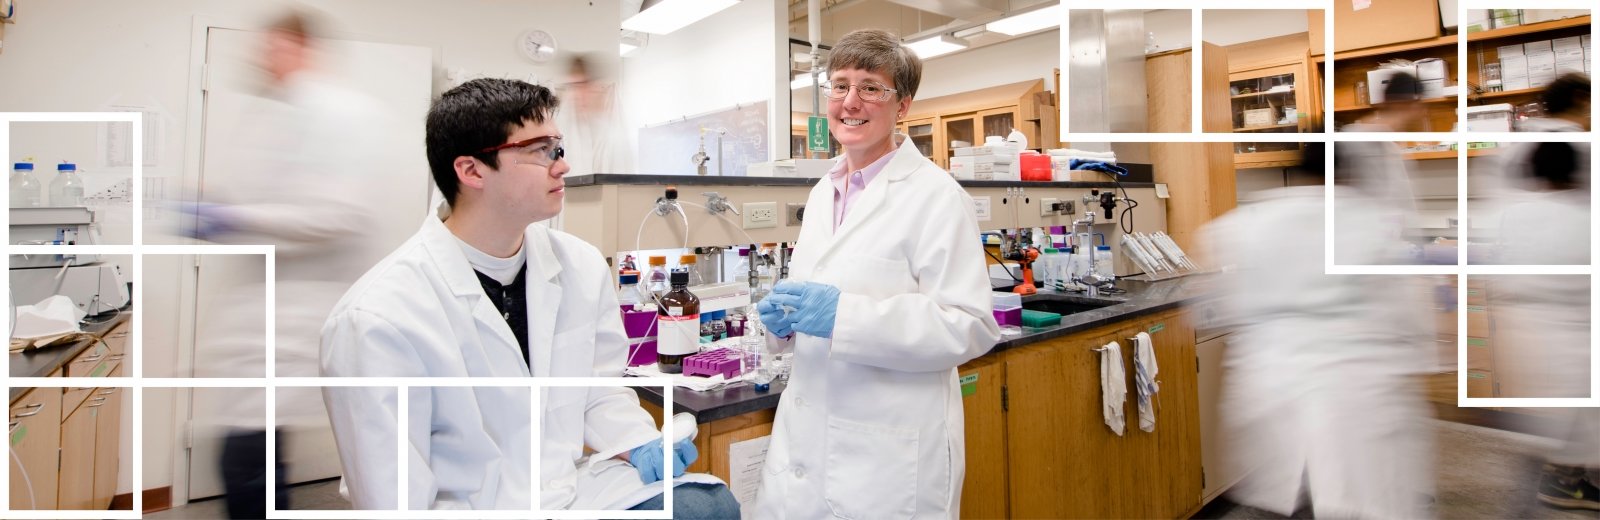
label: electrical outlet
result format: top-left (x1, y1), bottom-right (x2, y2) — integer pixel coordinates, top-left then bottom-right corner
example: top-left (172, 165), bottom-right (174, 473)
top-left (786, 203), bottom-right (806, 226)
top-left (1040, 198), bottom-right (1060, 216)
top-left (1062, 200), bottom-right (1075, 215)
top-left (743, 202), bottom-right (778, 229)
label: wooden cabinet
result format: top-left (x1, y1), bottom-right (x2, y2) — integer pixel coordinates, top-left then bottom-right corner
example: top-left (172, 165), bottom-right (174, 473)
top-left (957, 357), bottom-right (1008, 519)
top-left (1005, 309), bottom-right (1202, 519)
top-left (92, 364), bottom-right (124, 510)
top-left (897, 79), bottom-right (1047, 170)
top-left (58, 398), bottom-right (96, 510)
top-left (10, 388), bottom-right (62, 510)
top-left (1331, 36), bottom-right (1458, 131)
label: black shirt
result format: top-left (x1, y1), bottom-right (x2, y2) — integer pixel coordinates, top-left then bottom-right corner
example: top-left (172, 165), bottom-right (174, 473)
top-left (475, 265), bottom-right (530, 368)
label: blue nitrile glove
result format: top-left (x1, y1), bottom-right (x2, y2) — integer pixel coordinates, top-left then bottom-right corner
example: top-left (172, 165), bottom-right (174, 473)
top-left (629, 437), bottom-right (698, 484)
top-left (765, 280), bottom-right (841, 339)
top-left (177, 202), bottom-right (236, 241)
top-left (756, 295), bottom-right (796, 338)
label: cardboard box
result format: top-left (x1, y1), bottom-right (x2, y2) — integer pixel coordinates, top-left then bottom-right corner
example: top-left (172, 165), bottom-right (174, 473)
top-left (1333, 0), bottom-right (1441, 53)
top-left (1524, 40), bottom-right (1557, 89)
top-left (1242, 108), bottom-right (1275, 127)
top-left (1467, 369), bottom-right (1496, 398)
top-left (1466, 337), bottom-right (1493, 370)
top-left (1498, 54), bottom-right (1530, 91)
top-left (1466, 305), bottom-right (1489, 337)
top-left (1553, 37), bottom-right (1586, 75)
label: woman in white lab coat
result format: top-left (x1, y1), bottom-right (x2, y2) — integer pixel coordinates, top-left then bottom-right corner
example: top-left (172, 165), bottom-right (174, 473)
top-left (1202, 143), bottom-right (1437, 518)
top-left (754, 29), bottom-right (1001, 519)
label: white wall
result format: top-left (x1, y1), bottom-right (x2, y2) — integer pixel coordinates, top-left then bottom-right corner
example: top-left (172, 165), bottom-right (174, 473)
top-left (1201, 10), bottom-right (1309, 46)
top-left (1144, 9), bottom-right (1193, 53)
top-left (1, 0), bottom-right (620, 496)
top-left (618, 0), bottom-right (786, 170)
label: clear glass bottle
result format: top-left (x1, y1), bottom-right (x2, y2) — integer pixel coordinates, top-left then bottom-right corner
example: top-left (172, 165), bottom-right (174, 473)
top-left (617, 273), bottom-right (642, 310)
top-left (645, 255), bottom-right (670, 302)
top-left (743, 306), bottom-right (771, 390)
top-left (679, 254), bottom-right (705, 286)
top-left (656, 270), bottom-right (700, 374)
top-left (49, 162), bottom-right (85, 207)
top-left (756, 243), bottom-right (778, 298)
top-left (10, 161), bottom-right (42, 208)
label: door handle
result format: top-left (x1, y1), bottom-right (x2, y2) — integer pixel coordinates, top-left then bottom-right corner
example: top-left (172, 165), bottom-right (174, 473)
top-left (97, 389), bottom-right (117, 396)
top-left (78, 354), bottom-right (104, 363)
top-left (12, 403), bottom-right (44, 418)
top-left (85, 398), bottom-right (107, 407)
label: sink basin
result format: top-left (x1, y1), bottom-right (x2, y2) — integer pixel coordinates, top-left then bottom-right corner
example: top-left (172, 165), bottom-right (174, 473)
top-left (1021, 295), bottom-right (1119, 316)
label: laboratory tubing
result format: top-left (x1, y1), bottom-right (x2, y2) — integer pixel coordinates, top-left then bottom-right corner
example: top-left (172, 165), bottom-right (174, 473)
top-left (656, 270), bottom-right (700, 374)
top-left (10, 161), bottom-right (42, 208)
top-left (49, 162), bottom-right (85, 207)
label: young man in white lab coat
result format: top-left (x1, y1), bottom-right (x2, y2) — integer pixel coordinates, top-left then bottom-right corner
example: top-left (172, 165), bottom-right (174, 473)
top-left (319, 78), bottom-right (737, 515)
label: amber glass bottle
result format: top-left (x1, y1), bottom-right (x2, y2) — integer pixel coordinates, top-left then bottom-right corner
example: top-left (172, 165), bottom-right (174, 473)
top-left (656, 270), bottom-right (700, 373)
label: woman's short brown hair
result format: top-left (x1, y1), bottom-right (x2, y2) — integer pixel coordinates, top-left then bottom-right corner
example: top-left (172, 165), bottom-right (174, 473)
top-left (826, 29), bottom-right (923, 101)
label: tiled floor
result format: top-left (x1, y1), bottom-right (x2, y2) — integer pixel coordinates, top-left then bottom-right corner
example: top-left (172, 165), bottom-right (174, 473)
top-left (144, 479), bottom-right (347, 519)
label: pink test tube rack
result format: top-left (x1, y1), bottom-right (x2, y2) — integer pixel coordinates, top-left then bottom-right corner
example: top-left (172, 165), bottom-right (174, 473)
top-left (682, 348), bottom-right (744, 379)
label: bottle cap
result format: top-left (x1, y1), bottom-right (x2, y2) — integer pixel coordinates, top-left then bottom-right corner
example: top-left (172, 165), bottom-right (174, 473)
top-left (1097, 245), bottom-right (1110, 251)
top-left (679, 254), bottom-right (696, 264)
top-left (649, 256), bottom-right (667, 266)
top-left (57, 162), bottom-right (76, 171)
top-left (738, 248), bottom-right (749, 257)
top-left (619, 273), bottom-right (639, 284)
top-left (1042, 248), bottom-right (1058, 254)
top-left (670, 270), bottom-right (689, 285)
top-left (13, 162), bottom-right (33, 171)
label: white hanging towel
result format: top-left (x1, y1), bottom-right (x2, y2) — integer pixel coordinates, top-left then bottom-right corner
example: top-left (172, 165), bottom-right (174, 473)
top-left (1133, 332), bottom-right (1161, 432)
top-left (1099, 341), bottom-right (1127, 436)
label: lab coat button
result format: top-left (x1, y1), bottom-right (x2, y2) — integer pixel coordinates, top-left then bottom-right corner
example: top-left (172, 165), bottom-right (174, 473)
top-left (794, 467), bottom-right (805, 478)
top-left (796, 397), bottom-right (807, 407)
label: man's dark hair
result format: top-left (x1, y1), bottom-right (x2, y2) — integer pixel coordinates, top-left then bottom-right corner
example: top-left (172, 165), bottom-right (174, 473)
top-left (1529, 141), bottom-right (1578, 191)
top-left (1381, 71), bottom-right (1419, 104)
top-left (425, 78), bottom-right (559, 204)
top-left (1541, 73), bottom-right (1591, 116)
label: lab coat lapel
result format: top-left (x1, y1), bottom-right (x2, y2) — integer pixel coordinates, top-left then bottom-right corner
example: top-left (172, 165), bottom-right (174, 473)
top-left (420, 217), bottom-right (529, 376)
top-left (523, 225), bottom-right (563, 378)
top-left (815, 136), bottom-right (922, 264)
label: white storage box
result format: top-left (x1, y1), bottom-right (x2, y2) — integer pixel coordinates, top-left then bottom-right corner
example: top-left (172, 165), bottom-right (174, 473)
top-left (1524, 40), bottom-right (1557, 88)
top-left (1499, 50), bottom-right (1531, 91)
top-left (1553, 37), bottom-right (1586, 75)
top-left (1368, 66), bottom-right (1418, 103)
top-left (1465, 104), bottom-right (1514, 132)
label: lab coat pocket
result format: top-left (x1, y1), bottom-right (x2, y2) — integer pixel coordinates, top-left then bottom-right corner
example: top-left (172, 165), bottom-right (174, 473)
top-left (830, 254), bottom-right (916, 299)
top-left (823, 417), bottom-right (919, 520)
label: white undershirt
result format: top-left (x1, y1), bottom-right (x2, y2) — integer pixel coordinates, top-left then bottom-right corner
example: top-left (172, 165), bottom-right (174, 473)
top-left (454, 235), bottom-right (527, 285)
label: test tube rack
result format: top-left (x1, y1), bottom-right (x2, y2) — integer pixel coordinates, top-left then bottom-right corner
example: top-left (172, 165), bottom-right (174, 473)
top-left (683, 348), bottom-right (745, 379)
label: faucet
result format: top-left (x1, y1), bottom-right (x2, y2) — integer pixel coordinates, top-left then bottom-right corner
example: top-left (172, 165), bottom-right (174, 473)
top-left (1071, 209), bottom-right (1114, 297)
top-left (702, 192), bottom-right (740, 215)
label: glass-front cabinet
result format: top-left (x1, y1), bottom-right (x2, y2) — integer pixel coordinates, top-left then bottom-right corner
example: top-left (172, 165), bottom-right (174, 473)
top-left (1230, 55), bottom-right (1321, 168)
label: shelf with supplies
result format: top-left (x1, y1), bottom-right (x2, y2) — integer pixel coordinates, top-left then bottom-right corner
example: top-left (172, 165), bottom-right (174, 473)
top-left (894, 79), bottom-right (1048, 170)
top-left (1468, 87), bottom-right (1544, 101)
top-left (1331, 36), bottom-right (1459, 130)
top-left (1465, 15), bottom-right (1589, 119)
top-left (1233, 123), bottom-right (1299, 132)
top-left (1403, 149), bottom-right (1498, 161)
top-left (1333, 96), bottom-right (1458, 113)
top-left (1332, 35), bottom-right (1458, 61)
top-left (1467, 15), bottom-right (1591, 42)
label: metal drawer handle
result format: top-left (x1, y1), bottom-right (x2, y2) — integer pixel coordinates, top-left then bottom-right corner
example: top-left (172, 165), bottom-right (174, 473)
top-left (9, 421), bottom-right (18, 433)
top-left (97, 389), bottom-right (117, 396)
top-left (71, 387), bottom-right (95, 391)
top-left (106, 354), bottom-right (125, 361)
top-left (12, 404), bottom-right (44, 418)
top-left (79, 354), bottom-right (104, 363)
top-left (85, 401), bottom-right (106, 408)
top-left (109, 332), bottom-right (130, 338)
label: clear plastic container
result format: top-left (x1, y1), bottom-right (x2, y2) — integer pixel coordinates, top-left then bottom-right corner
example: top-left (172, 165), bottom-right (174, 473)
top-left (10, 161), bottom-right (42, 208)
top-left (1094, 246), bottom-right (1114, 278)
top-left (679, 254), bottom-right (705, 287)
top-left (617, 273), bottom-right (642, 310)
top-left (49, 162), bottom-right (85, 207)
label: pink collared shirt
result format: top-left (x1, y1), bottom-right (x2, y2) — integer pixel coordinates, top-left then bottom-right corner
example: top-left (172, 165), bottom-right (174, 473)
top-left (829, 151), bottom-right (896, 230)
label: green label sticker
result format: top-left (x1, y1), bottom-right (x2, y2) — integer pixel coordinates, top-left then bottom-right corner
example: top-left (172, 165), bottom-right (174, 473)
top-left (1469, 372), bottom-right (1487, 379)
top-left (1468, 338), bottom-right (1488, 347)
top-left (960, 374), bottom-right (979, 397)
top-left (807, 116), bottom-right (829, 152)
top-left (1148, 323), bottom-right (1165, 334)
top-left (10, 425), bottom-right (24, 446)
top-left (92, 363), bottom-right (109, 377)
top-left (1468, 289), bottom-right (1482, 297)
top-left (1467, 305), bottom-right (1486, 313)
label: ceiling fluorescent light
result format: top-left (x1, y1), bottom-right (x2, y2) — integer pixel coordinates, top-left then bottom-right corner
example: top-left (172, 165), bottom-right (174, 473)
top-left (622, 0), bottom-right (739, 35)
top-left (986, 4), bottom-right (1061, 36)
top-left (904, 34), bottom-right (968, 59)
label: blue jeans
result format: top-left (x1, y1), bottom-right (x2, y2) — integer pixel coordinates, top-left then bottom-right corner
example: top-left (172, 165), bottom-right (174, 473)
top-left (628, 483), bottom-right (741, 519)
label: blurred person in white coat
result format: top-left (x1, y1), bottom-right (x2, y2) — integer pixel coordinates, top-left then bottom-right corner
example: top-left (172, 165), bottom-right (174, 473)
top-left (319, 78), bottom-right (738, 516)
top-left (181, 10), bottom-right (392, 518)
top-left (752, 29), bottom-right (1001, 519)
top-left (1489, 140), bottom-right (1596, 510)
top-left (1202, 143), bottom-right (1437, 518)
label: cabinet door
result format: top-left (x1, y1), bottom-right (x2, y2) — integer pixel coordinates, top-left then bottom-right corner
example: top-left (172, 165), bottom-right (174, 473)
top-left (942, 114), bottom-right (979, 168)
top-left (904, 117), bottom-right (937, 162)
top-left (10, 389), bottom-right (62, 510)
top-left (978, 107), bottom-right (1018, 145)
top-left (59, 402), bottom-right (98, 510)
top-left (93, 364), bottom-right (124, 509)
top-left (1005, 331), bottom-right (1120, 519)
top-left (957, 357), bottom-right (1008, 519)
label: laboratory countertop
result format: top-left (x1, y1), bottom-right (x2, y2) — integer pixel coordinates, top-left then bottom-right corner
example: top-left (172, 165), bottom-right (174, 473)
top-left (634, 275), bottom-right (1210, 423)
top-left (10, 308), bottom-right (133, 402)
top-left (567, 173), bottom-right (1155, 190)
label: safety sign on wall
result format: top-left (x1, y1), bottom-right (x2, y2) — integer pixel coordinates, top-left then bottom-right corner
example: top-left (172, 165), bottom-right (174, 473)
top-left (807, 116), bottom-right (829, 152)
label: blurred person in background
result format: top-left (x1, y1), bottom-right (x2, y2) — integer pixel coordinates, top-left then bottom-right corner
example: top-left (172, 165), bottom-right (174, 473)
top-left (180, 8), bottom-right (391, 518)
top-left (1519, 73), bottom-right (1590, 133)
top-left (1346, 71), bottom-right (1432, 132)
top-left (1336, 72), bottom-right (1430, 264)
top-left (556, 53), bottom-right (633, 178)
top-left (1201, 142), bottom-right (1438, 518)
top-left (1487, 140), bottom-right (1595, 510)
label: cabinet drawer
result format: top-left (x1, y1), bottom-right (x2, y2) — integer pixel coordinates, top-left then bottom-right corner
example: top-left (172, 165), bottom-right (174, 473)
top-left (64, 343), bottom-right (111, 377)
top-left (62, 385), bottom-right (97, 422)
top-left (101, 321), bottom-right (131, 357)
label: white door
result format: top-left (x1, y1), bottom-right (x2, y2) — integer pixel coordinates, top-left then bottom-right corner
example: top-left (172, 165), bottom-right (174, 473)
top-left (186, 27), bottom-right (432, 501)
